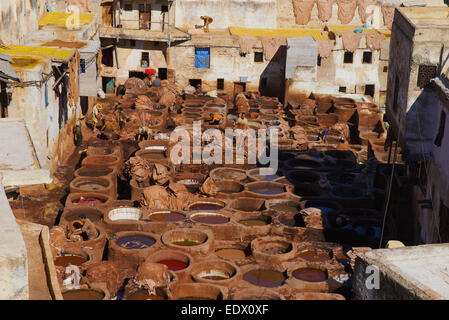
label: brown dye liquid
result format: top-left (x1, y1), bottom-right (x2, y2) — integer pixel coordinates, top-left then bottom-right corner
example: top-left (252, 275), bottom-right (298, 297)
top-left (63, 289), bottom-right (105, 300)
top-left (215, 248), bottom-right (246, 259)
top-left (190, 204), bottom-right (223, 211)
top-left (200, 274), bottom-right (229, 281)
top-left (149, 212), bottom-right (185, 222)
top-left (142, 152), bottom-right (166, 160)
top-left (292, 268), bottom-right (328, 282)
top-left (239, 219), bottom-right (268, 226)
top-left (54, 255), bottom-right (88, 267)
top-left (298, 251), bottom-right (330, 262)
top-left (128, 294), bottom-right (165, 300)
top-left (192, 214), bottom-right (229, 224)
top-left (243, 269), bottom-right (286, 288)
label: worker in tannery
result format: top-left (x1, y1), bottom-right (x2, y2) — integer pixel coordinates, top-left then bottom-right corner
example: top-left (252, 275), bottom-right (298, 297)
top-left (200, 16), bottom-right (213, 33)
top-left (73, 115), bottom-right (84, 147)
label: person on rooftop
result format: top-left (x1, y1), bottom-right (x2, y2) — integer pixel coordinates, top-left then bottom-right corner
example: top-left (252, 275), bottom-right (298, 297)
top-left (200, 16), bottom-right (213, 33)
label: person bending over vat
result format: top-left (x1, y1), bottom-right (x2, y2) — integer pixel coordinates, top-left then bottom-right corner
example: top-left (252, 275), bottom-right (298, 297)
top-left (67, 215), bottom-right (99, 241)
top-left (208, 112), bottom-right (224, 125)
top-left (200, 16), bottom-right (213, 33)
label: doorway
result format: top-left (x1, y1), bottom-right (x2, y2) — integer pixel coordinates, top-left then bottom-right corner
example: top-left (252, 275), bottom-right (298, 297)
top-left (102, 77), bottom-right (115, 94)
top-left (189, 79), bottom-right (202, 88)
top-left (158, 68), bottom-right (168, 80)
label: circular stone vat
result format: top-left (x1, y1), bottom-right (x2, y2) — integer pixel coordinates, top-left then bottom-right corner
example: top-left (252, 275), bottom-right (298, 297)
top-left (168, 283), bottom-right (224, 300)
top-left (302, 200), bottom-right (342, 214)
top-left (146, 249), bottom-right (193, 281)
top-left (251, 236), bottom-right (294, 256)
top-left (190, 212), bottom-right (230, 225)
top-left (61, 207), bottom-right (104, 223)
top-left (228, 197), bottom-right (265, 212)
top-left (190, 260), bottom-right (239, 284)
top-left (291, 268), bottom-right (328, 282)
top-left (62, 289), bottom-right (106, 300)
top-left (66, 193), bottom-right (111, 208)
top-left (210, 168), bottom-right (247, 181)
top-left (188, 200), bottom-right (226, 211)
top-left (135, 150), bottom-right (167, 162)
top-left (267, 199), bottom-right (301, 213)
top-left (243, 269), bottom-right (286, 288)
top-left (161, 228), bottom-right (212, 254)
top-left (215, 180), bottom-right (244, 195)
top-left (278, 212), bottom-right (306, 228)
top-left (70, 177), bottom-right (114, 197)
top-left (108, 207), bottom-right (142, 221)
top-left (74, 166), bottom-right (115, 178)
top-left (116, 234), bottom-right (156, 250)
top-left (146, 210), bottom-right (186, 222)
top-left (238, 215), bottom-right (271, 227)
top-left (82, 155), bottom-right (121, 170)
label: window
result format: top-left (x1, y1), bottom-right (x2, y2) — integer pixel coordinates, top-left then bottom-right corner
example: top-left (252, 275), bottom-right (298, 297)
top-left (194, 47), bottom-right (210, 69)
top-left (158, 68), bottom-right (167, 80)
top-left (417, 64), bottom-right (437, 88)
top-left (80, 59), bottom-right (86, 73)
top-left (161, 5), bottom-right (168, 12)
top-left (383, 66), bottom-right (388, 72)
top-left (130, 40), bottom-right (136, 47)
top-left (217, 78), bottom-right (224, 90)
top-left (154, 41), bottom-right (160, 46)
top-left (363, 51), bottom-right (372, 64)
top-left (343, 52), bottom-right (353, 64)
top-left (254, 52), bottom-right (264, 63)
top-left (434, 110), bottom-right (446, 147)
top-left (124, 4), bottom-right (132, 11)
top-left (317, 55), bottom-right (321, 66)
top-left (139, 4), bottom-right (150, 12)
top-left (365, 84), bottom-right (375, 97)
top-left (339, 86), bottom-right (346, 93)
top-left (141, 52), bottom-right (149, 68)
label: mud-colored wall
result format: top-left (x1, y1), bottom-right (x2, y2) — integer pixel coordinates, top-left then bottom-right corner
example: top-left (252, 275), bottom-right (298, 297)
top-left (174, 0), bottom-right (277, 30)
top-left (167, 41), bottom-right (285, 97)
top-left (0, 0), bottom-right (47, 45)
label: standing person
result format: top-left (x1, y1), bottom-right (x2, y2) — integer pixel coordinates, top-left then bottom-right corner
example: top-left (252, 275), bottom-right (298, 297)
top-left (135, 126), bottom-right (149, 142)
top-left (91, 104), bottom-right (102, 134)
top-left (73, 116), bottom-right (84, 147)
top-left (113, 105), bottom-right (126, 133)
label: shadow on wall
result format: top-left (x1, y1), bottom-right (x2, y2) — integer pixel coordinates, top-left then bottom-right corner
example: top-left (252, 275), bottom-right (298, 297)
top-left (259, 45), bottom-right (286, 102)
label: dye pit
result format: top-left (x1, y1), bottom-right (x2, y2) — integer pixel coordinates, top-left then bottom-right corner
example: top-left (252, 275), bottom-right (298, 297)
top-left (10, 83), bottom-right (395, 300)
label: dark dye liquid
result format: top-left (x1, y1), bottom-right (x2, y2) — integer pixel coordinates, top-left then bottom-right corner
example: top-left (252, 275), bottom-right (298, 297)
top-left (292, 268), bottom-right (328, 282)
top-left (190, 204), bottom-right (223, 211)
top-left (149, 212), bottom-right (185, 222)
top-left (158, 259), bottom-right (188, 271)
top-left (54, 255), bottom-right (88, 267)
top-left (116, 235), bottom-right (155, 249)
top-left (251, 187), bottom-right (284, 195)
top-left (63, 289), bottom-right (105, 300)
top-left (243, 269), bottom-right (286, 288)
top-left (128, 294), bottom-right (165, 300)
top-left (192, 214), bottom-right (229, 224)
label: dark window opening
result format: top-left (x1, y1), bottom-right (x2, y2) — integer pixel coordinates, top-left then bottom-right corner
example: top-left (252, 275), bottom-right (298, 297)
top-left (189, 79), bottom-right (202, 88)
top-left (362, 51), bottom-right (372, 64)
top-left (317, 55), bottom-right (321, 66)
top-left (161, 5), bottom-right (168, 12)
top-left (365, 84), bottom-right (375, 97)
top-left (139, 4), bottom-right (150, 12)
top-left (344, 52), bottom-right (353, 64)
top-left (417, 64), bottom-right (437, 88)
top-left (254, 52), bottom-right (264, 63)
top-left (80, 59), bottom-right (86, 73)
top-left (434, 110), bottom-right (446, 147)
top-left (141, 52), bottom-right (149, 68)
top-left (124, 4), bottom-right (132, 11)
top-left (339, 86), bottom-right (347, 93)
top-left (158, 68), bottom-right (168, 80)
top-left (80, 96), bottom-right (89, 115)
top-left (383, 66), bottom-right (388, 72)
top-left (154, 41), bottom-right (160, 46)
top-left (102, 47), bottom-right (114, 67)
top-left (217, 78), bottom-right (224, 90)
top-left (130, 40), bottom-right (136, 47)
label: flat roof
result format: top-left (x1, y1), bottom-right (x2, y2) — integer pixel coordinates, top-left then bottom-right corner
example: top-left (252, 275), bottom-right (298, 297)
top-left (0, 46), bottom-right (75, 62)
top-left (398, 7), bottom-right (449, 28)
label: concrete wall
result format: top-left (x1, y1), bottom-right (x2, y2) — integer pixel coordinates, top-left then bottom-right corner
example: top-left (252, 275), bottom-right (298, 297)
top-left (174, 0), bottom-right (277, 30)
top-left (0, 0), bottom-right (47, 45)
top-left (0, 178), bottom-right (28, 299)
